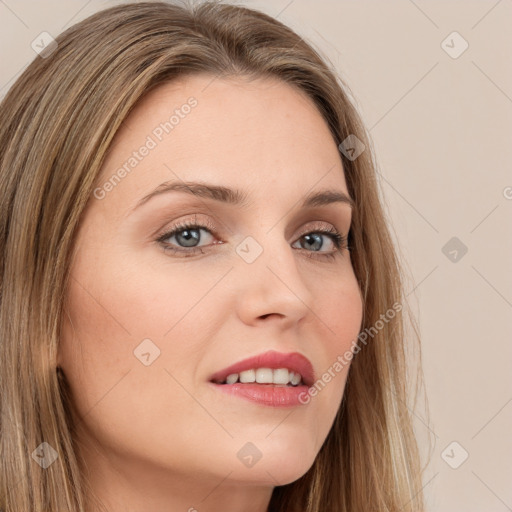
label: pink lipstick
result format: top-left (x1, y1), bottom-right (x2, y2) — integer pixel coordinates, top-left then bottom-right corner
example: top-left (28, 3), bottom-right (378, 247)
top-left (208, 350), bottom-right (315, 407)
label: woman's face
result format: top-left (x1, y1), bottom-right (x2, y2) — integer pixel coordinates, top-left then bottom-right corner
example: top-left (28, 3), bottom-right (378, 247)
top-left (59, 74), bottom-right (363, 499)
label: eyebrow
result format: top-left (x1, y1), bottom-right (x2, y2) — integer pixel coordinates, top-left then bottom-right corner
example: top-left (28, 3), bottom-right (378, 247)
top-left (131, 180), bottom-right (355, 213)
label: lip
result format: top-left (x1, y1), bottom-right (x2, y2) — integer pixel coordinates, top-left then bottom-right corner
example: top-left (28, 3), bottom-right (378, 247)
top-left (210, 382), bottom-right (311, 407)
top-left (208, 349), bottom-right (315, 387)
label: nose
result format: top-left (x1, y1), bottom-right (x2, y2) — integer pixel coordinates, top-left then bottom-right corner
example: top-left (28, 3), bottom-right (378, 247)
top-left (234, 233), bottom-right (315, 327)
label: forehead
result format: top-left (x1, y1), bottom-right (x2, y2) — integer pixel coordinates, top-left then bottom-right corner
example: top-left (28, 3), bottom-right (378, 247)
top-left (95, 74), bottom-right (349, 214)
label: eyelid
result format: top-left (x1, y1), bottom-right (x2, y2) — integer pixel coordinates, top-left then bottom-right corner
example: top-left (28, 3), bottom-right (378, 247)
top-left (155, 213), bottom-right (217, 239)
top-left (295, 220), bottom-right (343, 236)
top-left (157, 215), bottom-right (346, 242)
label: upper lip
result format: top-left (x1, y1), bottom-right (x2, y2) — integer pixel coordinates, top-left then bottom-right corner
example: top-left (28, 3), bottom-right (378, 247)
top-left (209, 350), bottom-right (315, 386)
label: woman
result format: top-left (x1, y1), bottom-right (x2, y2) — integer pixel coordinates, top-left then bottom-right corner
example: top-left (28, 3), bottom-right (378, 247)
top-left (0, 1), bottom-right (427, 511)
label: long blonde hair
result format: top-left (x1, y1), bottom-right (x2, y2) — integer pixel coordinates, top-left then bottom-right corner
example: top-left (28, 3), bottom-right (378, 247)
top-left (0, 1), bottom-right (428, 510)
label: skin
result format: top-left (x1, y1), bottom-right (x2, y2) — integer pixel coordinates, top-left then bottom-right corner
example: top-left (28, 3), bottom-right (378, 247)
top-left (59, 74), bottom-right (364, 512)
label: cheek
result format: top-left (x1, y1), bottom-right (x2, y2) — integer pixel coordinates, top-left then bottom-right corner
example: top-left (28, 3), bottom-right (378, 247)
top-left (59, 260), bottom-right (213, 462)
top-left (306, 266), bottom-right (363, 408)
top-left (314, 263), bottom-right (364, 357)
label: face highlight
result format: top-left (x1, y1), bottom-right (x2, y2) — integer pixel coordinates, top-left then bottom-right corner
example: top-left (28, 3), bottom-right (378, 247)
top-left (59, 74), bottom-right (363, 511)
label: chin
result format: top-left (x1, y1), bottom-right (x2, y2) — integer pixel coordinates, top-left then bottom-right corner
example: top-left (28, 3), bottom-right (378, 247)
top-left (225, 436), bottom-right (318, 486)
top-left (231, 457), bottom-right (315, 487)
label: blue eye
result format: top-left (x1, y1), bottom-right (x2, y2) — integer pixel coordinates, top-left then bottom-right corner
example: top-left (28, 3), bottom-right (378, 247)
top-left (295, 230), bottom-right (348, 260)
top-left (157, 220), bottom-right (349, 260)
top-left (157, 221), bottom-right (217, 257)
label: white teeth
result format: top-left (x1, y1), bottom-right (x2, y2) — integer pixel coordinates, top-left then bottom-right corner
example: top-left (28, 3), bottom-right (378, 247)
top-left (225, 373), bottom-right (239, 384)
top-left (239, 369), bottom-right (256, 383)
top-left (273, 368), bottom-right (290, 385)
top-left (290, 371), bottom-right (301, 386)
top-left (255, 368), bottom-right (273, 383)
top-left (221, 367), bottom-right (302, 386)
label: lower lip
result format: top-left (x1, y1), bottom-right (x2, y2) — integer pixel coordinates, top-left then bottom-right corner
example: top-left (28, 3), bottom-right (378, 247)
top-left (210, 382), bottom-right (310, 407)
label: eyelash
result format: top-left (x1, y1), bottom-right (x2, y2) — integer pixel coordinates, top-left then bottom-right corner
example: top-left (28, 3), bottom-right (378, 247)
top-left (156, 219), bottom-right (350, 260)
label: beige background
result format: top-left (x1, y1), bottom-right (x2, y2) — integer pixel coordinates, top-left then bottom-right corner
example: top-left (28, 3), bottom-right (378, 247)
top-left (1, 1), bottom-right (511, 510)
